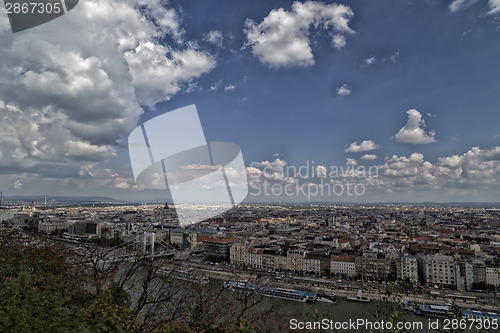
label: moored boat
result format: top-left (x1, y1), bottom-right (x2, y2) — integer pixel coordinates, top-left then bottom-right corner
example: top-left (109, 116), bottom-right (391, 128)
top-left (316, 292), bottom-right (336, 303)
top-left (224, 281), bottom-right (317, 303)
top-left (413, 304), bottom-right (451, 319)
top-left (347, 290), bottom-right (371, 303)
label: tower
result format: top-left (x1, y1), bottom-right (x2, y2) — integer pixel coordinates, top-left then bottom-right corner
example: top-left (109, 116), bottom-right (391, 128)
top-left (143, 232), bottom-right (155, 258)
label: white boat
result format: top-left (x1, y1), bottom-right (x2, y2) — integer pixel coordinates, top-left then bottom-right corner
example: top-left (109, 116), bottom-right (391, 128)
top-left (316, 292), bottom-right (336, 303)
top-left (347, 290), bottom-right (371, 303)
top-left (224, 281), bottom-right (317, 303)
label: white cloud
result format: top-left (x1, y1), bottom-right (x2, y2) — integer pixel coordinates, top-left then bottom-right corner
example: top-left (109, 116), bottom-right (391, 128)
top-left (203, 30), bottom-right (224, 47)
top-left (247, 158), bottom-right (297, 184)
top-left (246, 146), bottom-right (500, 201)
top-left (224, 84), bottom-right (237, 91)
top-left (316, 165), bottom-right (327, 178)
top-left (395, 109), bottom-right (436, 144)
top-left (449, 0), bottom-right (478, 12)
top-left (0, 0), bottom-right (216, 182)
top-left (389, 51), bottom-right (399, 63)
top-left (449, 0), bottom-right (500, 15)
top-left (377, 147), bottom-right (500, 193)
top-left (360, 154), bottom-right (377, 160)
top-left (210, 80), bottom-right (222, 91)
top-left (488, 0), bottom-right (500, 14)
top-left (362, 56), bottom-right (376, 66)
top-left (126, 46), bottom-right (215, 107)
top-left (336, 84), bottom-right (352, 96)
top-left (346, 158), bottom-right (358, 166)
top-left (332, 34), bottom-right (347, 48)
top-left (244, 1), bottom-right (354, 68)
top-left (64, 141), bottom-right (115, 161)
top-left (345, 140), bottom-right (379, 153)
top-left (13, 180), bottom-right (23, 190)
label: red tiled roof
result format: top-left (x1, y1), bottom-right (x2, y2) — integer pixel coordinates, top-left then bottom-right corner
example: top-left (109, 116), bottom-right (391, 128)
top-left (197, 235), bottom-right (210, 242)
top-left (248, 248), bottom-right (264, 254)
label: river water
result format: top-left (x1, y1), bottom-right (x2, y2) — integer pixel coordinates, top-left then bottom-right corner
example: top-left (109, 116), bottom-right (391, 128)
top-left (260, 297), bottom-right (436, 332)
top-left (213, 279), bottom-right (450, 333)
top-left (216, 278), bottom-right (488, 333)
top-left (123, 264), bottom-right (485, 332)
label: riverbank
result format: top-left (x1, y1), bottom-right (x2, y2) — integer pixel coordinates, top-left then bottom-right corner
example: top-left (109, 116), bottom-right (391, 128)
top-left (171, 262), bottom-right (499, 312)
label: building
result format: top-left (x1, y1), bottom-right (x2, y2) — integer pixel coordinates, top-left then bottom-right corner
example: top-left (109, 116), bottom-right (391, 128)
top-left (287, 249), bottom-right (306, 274)
top-left (262, 249), bottom-right (278, 272)
top-left (169, 228), bottom-right (185, 247)
top-left (304, 253), bottom-right (322, 276)
top-left (330, 255), bottom-right (356, 278)
top-left (170, 228), bottom-right (197, 249)
top-left (230, 240), bottom-right (249, 266)
top-left (356, 254), bottom-right (389, 282)
top-left (455, 262), bottom-right (474, 291)
top-left (247, 248), bottom-right (264, 270)
top-left (203, 238), bottom-right (235, 261)
top-left (472, 259), bottom-right (487, 285)
top-left (420, 253), bottom-right (456, 289)
top-left (274, 254), bottom-right (288, 272)
top-left (485, 266), bottom-right (500, 287)
top-left (67, 221), bottom-right (98, 236)
top-left (400, 255), bottom-right (418, 283)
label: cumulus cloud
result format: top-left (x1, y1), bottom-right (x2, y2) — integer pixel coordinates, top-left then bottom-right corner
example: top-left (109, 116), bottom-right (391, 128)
top-left (488, 0), bottom-right (500, 14)
top-left (395, 109), bottom-right (436, 144)
top-left (210, 80), bottom-right (222, 91)
top-left (203, 30), bottom-right (224, 47)
top-left (389, 51), bottom-right (400, 63)
top-left (246, 146), bottom-right (500, 201)
top-left (336, 84), bottom-right (352, 96)
top-left (13, 180), bottom-right (23, 190)
top-left (224, 84), bottom-right (237, 91)
top-left (361, 154), bottom-right (377, 160)
top-left (449, 0), bottom-right (478, 12)
top-left (346, 158), bottom-right (358, 166)
top-left (244, 1), bottom-right (354, 68)
top-left (0, 0), bottom-right (215, 185)
top-left (316, 165), bottom-right (327, 178)
top-left (449, 0), bottom-right (500, 15)
top-left (345, 140), bottom-right (379, 153)
top-left (362, 56), bottom-right (376, 66)
top-left (246, 158), bottom-right (297, 185)
top-left (379, 147), bottom-right (500, 191)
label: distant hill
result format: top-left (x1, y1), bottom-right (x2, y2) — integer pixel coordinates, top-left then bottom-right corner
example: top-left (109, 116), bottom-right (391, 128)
top-left (2, 195), bottom-right (127, 205)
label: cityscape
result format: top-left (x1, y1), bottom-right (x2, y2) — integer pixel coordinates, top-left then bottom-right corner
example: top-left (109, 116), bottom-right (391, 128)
top-left (1, 0), bottom-right (500, 331)
top-left (1, 198), bottom-right (499, 331)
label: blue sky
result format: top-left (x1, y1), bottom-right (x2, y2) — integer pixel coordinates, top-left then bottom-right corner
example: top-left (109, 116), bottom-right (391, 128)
top-left (0, 0), bottom-right (499, 202)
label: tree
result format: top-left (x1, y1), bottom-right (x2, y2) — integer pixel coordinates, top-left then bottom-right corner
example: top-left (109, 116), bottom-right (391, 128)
top-left (83, 286), bottom-right (140, 332)
top-left (0, 230), bottom-right (283, 332)
top-left (0, 230), bottom-right (86, 332)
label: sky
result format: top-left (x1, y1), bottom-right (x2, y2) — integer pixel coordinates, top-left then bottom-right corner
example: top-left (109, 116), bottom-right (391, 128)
top-left (0, 0), bottom-right (500, 203)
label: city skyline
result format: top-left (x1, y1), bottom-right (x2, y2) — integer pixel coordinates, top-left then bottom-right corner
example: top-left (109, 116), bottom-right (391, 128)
top-left (0, 0), bottom-right (500, 202)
